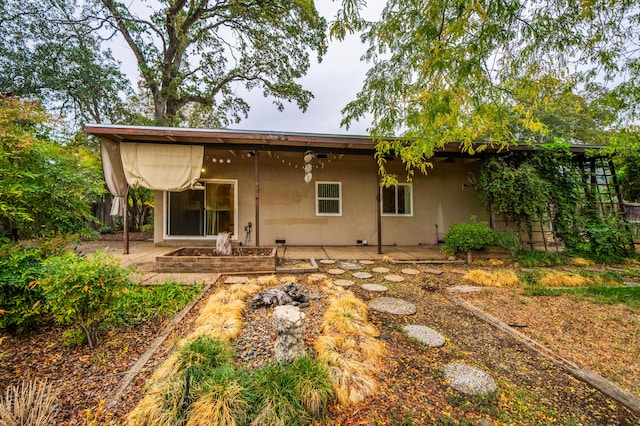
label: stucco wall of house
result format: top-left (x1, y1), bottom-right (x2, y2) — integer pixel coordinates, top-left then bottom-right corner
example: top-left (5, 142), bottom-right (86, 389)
top-left (153, 150), bottom-right (488, 246)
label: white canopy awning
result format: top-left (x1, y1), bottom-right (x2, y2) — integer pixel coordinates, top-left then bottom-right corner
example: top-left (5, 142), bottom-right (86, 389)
top-left (120, 143), bottom-right (204, 191)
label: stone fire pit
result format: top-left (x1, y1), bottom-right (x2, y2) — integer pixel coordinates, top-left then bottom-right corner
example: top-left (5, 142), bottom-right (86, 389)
top-left (155, 247), bottom-right (277, 273)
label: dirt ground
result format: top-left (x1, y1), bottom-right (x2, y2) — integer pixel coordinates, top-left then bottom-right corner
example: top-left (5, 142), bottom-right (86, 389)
top-left (1, 261), bottom-right (639, 425)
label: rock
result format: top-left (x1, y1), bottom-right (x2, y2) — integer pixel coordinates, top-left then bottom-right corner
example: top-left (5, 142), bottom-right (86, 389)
top-left (403, 325), bottom-right (446, 347)
top-left (339, 261), bottom-right (361, 270)
top-left (307, 273), bottom-right (327, 283)
top-left (478, 419), bottom-right (495, 426)
top-left (359, 260), bottom-right (375, 265)
top-left (216, 232), bottom-right (232, 255)
top-left (425, 268), bottom-right (444, 275)
top-left (361, 283), bottom-right (388, 292)
top-left (447, 285), bottom-right (483, 294)
top-left (352, 272), bottom-right (373, 279)
top-left (272, 305), bottom-right (306, 363)
top-left (372, 267), bottom-right (390, 273)
top-left (401, 268), bottom-right (420, 275)
top-left (327, 268), bottom-right (345, 275)
top-left (333, 279), bottom-right (355, 287)
top-left (369, 297), bottom-right (417, 315)
top-left (443, 362), bottom-right (497, 396)
top-left (319, 259), bottom-right (336, 264)
top-left (384, 274), bottom-right (405, 282)
top-left (250, 289), bottom-right (293, 308)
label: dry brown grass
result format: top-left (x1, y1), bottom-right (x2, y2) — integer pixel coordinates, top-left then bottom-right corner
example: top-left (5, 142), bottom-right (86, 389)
top-left (463, 270), bottom-right (521, 287)
top-left (315, 295), bottom-right (384, 405)
top-left (570, 257), bottom-right (595, 267)
top-left (126, 376), bottom-right (185, 426)
top-left (538, 271), bottom-right (587, 287)
top-left (0, 380), bottom-right (58, 426)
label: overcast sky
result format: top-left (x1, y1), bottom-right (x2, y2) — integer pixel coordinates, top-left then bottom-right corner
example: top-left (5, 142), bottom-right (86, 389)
top-left (230, 2), bottom-right (378, 135)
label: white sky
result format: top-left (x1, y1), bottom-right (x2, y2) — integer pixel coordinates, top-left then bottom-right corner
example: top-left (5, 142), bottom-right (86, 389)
top-left (230, 2), bottom-right (381, 135)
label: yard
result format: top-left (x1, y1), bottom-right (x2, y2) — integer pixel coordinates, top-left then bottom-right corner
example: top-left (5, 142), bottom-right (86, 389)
top-left (1, 257), bottom-right (639, 425)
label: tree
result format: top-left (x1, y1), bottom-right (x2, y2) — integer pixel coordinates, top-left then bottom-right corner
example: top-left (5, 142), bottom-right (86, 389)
top-left (1, 0), bottom-right (327, 126)
top-left (0, 96), bottom-right (104, 240)
top-left (0, 1), bottom-right (131, 124)
top-left (338, 1), bottom-right (640, 182)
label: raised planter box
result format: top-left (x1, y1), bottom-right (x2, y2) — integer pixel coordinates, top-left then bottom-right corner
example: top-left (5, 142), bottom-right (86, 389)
top-left (155, 247), bottom-right (277, 273)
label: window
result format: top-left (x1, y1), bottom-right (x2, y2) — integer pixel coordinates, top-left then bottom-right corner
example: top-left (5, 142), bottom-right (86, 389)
top-left (316, 182), bottom-right (342, 215)
top-left (166, 180), bottom-right (237, 238)
top-left (381, 183), bottom-right (412, 216)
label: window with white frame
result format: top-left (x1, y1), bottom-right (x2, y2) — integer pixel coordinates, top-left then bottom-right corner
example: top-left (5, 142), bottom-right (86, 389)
top-left (381, 183), bottom-right (412, 216)
top-left (316, 181), bottom-right (342, 215)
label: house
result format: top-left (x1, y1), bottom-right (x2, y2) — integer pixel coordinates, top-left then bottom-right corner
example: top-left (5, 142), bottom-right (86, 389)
top-left (85, 124), bottom-right (599, 251)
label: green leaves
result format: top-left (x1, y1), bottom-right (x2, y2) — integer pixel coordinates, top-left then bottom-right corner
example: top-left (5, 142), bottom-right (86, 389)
top-left (0, 97), bottom-right (104, 239)
top-left (39, 250), bottom-right (133, 348)
top-left (342, 0), bottom-right (640, 179)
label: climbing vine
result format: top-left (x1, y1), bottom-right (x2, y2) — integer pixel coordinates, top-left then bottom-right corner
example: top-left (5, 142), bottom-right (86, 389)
top-left (477, 145), bottom-right (635, 260)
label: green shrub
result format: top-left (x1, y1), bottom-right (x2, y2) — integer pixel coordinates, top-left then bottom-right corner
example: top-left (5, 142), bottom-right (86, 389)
top-left (0, 238), bottom-right (68, 332)
top-left (106, 281), bottom-right (201, 326)
top-left (249, 356), bottom-right (333, 425)
top-left (39, 250), bottom-right (132, 348)
top-left (442, 221), bottom-right (495, 256)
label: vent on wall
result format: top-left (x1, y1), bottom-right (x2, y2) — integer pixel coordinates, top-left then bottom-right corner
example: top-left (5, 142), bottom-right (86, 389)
top-left (275, 239), bottom-right (286, 245)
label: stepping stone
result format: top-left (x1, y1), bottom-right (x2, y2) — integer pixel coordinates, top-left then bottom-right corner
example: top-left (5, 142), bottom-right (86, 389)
top-left (224, 276), bottom-right (249, 284)
top-left (403, 325), bottom-right (446, 347)
top-left (425, 268), bottom-right (444, 275)
top-left (352, 272), bottom-right (373, 279)
top-left (448, 285), bottom-right (483, 294)
top-left (450, 269), bottom-right (468, 275)
top-left (339, 261), bottom-right (361, 270)
top-left (307, 273), bottom-right (327, 283)
top-left (319, 259), bottom-right (336, 264)
top-left (327, 268), bottom-right (345, 275)
top-left (385, 274), bottom-right (405, 282)
top-left (372, 267), bottom-right (390, 273)
top-left (443, 363), bottom-right (497, 396)
top-left (359, 260), bottom-right (375, 265)
top-left (334, 279), bottom-right (355, 287)
top-left (401, 268), bottom-right (420, 275)
top-left (369, 297), bottom-right (417, 315)
top-left (361, 283), bottom-right (388, 292)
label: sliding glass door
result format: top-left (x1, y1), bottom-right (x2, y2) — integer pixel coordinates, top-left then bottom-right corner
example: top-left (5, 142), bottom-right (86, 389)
top-left (166, 180), bottom-right (237, 238)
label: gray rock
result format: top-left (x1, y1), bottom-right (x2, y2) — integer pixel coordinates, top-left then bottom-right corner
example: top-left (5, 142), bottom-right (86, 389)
top-left (443, 362), bottom-right (497, 396)
top-left (339, 261), bottom-right (361, 270)
top-left (369, 297), bottom-right (417, 315)
top-left (403, 325), bottom-right (446, 347)
top-left (272, 305), bottom-right (306, 363)
top-left (361, 283), bottom-right (388, 292)
top-left (353, 272), bottom-right (373, 279)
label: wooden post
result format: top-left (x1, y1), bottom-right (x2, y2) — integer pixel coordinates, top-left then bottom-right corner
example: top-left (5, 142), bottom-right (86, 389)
top-left (377, 175), bottom-right (382, 254)
top-left (254, 151), bottom-right (260, 246)
top-left (123, 186), bottom-right (129, 255)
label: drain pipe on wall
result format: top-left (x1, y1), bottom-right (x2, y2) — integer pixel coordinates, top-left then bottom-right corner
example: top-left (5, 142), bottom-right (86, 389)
top-left (244, 222), bottom-right (252, 246)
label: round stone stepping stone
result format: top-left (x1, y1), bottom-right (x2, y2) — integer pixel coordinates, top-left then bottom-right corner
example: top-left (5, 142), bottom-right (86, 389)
top-left (443, 363), bottom-right (497, 396)
top-left (359, 260), bottom-right (375, 265)
top-left (352, 272), bottom-right (373, 279)
top-left (339, 261), bottom-right (360, 270)
top-left (401, 268), bottom-right (420, 275)
top-left (307, 273), bottom-right (327, 283)
top-left (361, 283), bottom-right (388, 292)
top-left (327, 268), bottom-right (345, 275)
top-left (384, 274), bottom-right (405, 282)
top-left (372, 267), bottom-right (390, 273)
top-left (425, 268), bottom-right (444, 275)
top-left (334, 279), bottom-right (355, 287)
top-left (224, 276), bottom-right (249, 284)
top-left (369, 297), bottom-right (416, 315)
top-left (403, 325), bottom-right (446, 347)
top-left (319, 259), bottom-right (336, 264)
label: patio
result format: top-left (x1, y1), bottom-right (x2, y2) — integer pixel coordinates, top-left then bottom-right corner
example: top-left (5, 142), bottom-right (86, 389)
top-left (76, 240), bottom-right (454, 285)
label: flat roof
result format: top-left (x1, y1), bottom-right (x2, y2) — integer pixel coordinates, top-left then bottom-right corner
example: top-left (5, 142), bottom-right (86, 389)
top-left (85, 124), bottom-right (602, 156)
